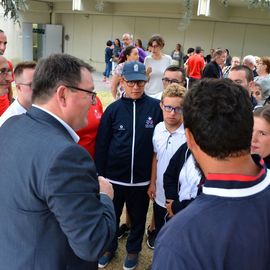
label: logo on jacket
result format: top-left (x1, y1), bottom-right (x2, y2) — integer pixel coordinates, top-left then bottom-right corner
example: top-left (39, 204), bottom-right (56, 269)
top-left (145, 117), bottom-right (154, 128)
top-left (118, 125), bottom-right (125, 131)
top-left (94, 109), bottom-right (102, 119)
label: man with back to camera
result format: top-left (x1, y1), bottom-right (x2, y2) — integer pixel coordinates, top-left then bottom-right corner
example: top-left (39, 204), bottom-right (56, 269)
top-left (0, 54), bottom-right (116, 270)
top-left (0, 61), bottom-right (36, 126)
top-left (186, 46), bottom-right (205, 87)
top-left (152, 78), bottom-right (270, 270)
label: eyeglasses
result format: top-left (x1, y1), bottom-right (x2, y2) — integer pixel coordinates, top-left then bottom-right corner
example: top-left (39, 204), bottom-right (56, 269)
top-left (65, 85), bottom-right (97, 103)
top-left (162, 78), bottom-right (182, 84)
top-left (124, 80), bottom-right (146, 87)
top-left (17, 82), bottom-right (32, 88)
top-left (0, 68), bottom-right (12, 76)
top-left (162, 105), bottom-right (183, 114)
top-left (151, 45), bottom-right (160, 49)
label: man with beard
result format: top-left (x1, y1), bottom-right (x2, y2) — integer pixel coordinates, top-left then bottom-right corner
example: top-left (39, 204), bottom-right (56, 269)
top-left (152, 78), bottom-right (270, 270)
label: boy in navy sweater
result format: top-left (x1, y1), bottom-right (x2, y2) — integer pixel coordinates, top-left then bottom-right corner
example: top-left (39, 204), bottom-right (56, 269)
top-left (96, 61), bottom-right (162, 270)
top-left (153, 78), bottom-right (270, 270)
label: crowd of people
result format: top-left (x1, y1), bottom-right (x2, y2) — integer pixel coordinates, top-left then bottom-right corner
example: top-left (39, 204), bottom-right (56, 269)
top-left (1, 27), bottom-right (270, 270)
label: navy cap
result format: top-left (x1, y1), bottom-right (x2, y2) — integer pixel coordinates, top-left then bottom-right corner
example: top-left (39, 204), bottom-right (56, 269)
top-left (122, 61), bottom-right (147, 81)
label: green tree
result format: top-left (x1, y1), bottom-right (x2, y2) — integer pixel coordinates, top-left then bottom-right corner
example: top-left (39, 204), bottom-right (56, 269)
top-left (0, 0), bottom-right (27, 22)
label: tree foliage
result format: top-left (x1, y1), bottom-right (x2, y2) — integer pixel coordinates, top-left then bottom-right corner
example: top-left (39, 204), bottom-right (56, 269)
top-left (0, 0), bottom-right (27, 22)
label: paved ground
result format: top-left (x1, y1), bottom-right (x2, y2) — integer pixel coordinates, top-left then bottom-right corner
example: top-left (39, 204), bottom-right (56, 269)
top-left (92, 71), bottom-right (112, 92)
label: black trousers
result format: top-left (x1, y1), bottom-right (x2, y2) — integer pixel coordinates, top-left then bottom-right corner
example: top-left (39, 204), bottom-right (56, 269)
top-left (153, 202), bottom-right (168, 236)
top-left (108, 184), bottom-right (149, 254)
top-left (188, 77), bottom-right (200, 90)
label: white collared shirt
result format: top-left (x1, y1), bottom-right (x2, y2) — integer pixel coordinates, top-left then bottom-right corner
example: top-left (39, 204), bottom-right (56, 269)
top-left (153, 122), bottom-right (186, 207)
top-left (33, 104), bottom-right (80, 143)
top-left (0, 99), bottom-right (26, 127)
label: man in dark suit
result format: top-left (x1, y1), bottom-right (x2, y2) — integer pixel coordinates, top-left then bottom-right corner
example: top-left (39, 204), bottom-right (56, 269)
top-left (0, 54), bottom-right (116, 270)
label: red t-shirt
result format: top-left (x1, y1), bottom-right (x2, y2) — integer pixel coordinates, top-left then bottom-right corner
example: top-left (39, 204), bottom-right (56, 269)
top-left (76, 96), bottom-right (103, 159)
top-left (0, 95), bottom-right (10, 116)
top-left (187, 54), bottom-right (205, 79)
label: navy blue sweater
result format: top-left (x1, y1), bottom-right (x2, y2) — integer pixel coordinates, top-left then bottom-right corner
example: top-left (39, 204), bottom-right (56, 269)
top-left (95, 94), bottom-right (163, 185)
top-left (153, 156), bottom-right (270, 270)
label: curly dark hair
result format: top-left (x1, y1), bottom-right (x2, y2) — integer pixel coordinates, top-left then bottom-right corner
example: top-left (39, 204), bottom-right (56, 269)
top-left (183, 78), bottom-right (253, 159)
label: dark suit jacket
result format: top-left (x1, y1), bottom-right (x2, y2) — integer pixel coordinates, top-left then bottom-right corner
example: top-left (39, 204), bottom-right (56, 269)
top-left (202, 61), bottom-right (222, 79)
top-left (0, 107), bottom-right (116, 270)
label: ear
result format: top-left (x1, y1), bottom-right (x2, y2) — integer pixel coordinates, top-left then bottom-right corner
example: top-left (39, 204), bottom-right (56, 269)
top-left (160, 101), bottom-right (163, 110)
top-left (185, 128), bottom-right (197, 151)
top-left (55, 85), bottom-right (68, 107)
top-left (16, 84), bottom-right (21, 93)
top-left (248, 81), bottom-right (255, 91)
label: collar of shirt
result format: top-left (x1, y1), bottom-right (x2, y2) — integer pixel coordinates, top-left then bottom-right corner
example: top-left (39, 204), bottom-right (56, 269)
top-left (202, 155), bottom-right (270, 198)
top-left (32, 104), bottom-right (80, 143)
top-left (160, 122), bottom-right (185, 135)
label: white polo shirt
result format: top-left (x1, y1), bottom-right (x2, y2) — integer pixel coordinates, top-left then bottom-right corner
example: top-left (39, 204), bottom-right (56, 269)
top-left (153, 121), bottom-right (186, 207)
top-left (178, 153), bottom-right (201, 201)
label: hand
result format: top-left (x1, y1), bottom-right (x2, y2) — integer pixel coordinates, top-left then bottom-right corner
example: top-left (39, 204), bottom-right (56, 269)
top-left (165, 199), bottom-right (174, 218)
top-left (98, 176), bottom-right (114, 200)
top-left (146, 66), bottom-right (152, 79)
top-left (147, 182), bottom-right (156, 201)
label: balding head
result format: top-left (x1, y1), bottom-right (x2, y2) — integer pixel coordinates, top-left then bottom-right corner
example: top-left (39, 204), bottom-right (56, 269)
top-left (122, 33), bottom-right (133, 47)
top-left (243, 55), bottom-right (256, 70)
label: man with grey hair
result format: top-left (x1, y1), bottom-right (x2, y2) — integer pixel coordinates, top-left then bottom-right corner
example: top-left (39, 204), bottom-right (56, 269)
top-left (119, 33), bottom-right (146, 63)
top-left (243, 55), bottom-right (258, 77)
top-left (0, 53), bottom-right (116, 270)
